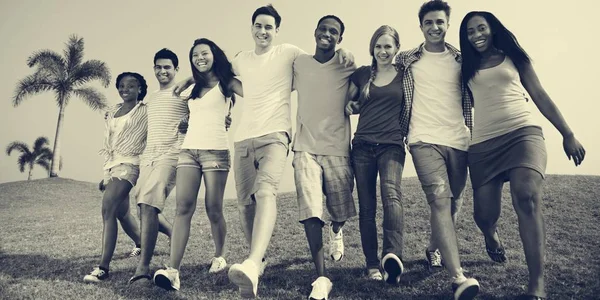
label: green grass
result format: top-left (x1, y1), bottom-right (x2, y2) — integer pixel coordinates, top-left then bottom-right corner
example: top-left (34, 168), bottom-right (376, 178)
top-left (0, 175), bottom-right (599, 299)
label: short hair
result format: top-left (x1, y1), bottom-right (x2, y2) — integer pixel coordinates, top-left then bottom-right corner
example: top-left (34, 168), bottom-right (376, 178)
top-left (316, 15), bottom-right (345, 37)
top-left (252, 4), bottom-right (281, 28)
top-left (115, 72), bottom-right (148, 100)
top-left (418, 0), bottom-right (451, 25)
top-left (153, 48), bottom-right (179, 69)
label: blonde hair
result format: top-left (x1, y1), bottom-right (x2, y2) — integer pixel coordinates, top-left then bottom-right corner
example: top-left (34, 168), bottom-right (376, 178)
top-left (360, 25), bottom-right (400, 100)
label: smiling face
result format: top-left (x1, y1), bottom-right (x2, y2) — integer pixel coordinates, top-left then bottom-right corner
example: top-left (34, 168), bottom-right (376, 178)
top-left (252, 14), bottom-right (278, 49)
top-left (117, 76), bottom-right (140, 102)
top-left (420, 10), bottom-right (449, 47)
top-left (191, 44), bottom-right (214, 73)
top-left (153, 58), bottom-right (177, 86)
top-left (373, 34), bottom-right (398, 66)
top-left (314, 18), bottom-right (342, 51)
top-left (466, 15), bottom-right (493, 53)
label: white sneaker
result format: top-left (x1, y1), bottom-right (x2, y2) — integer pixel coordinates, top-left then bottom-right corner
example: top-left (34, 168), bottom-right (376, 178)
top-left (329, 225), bottom-right (344, 261)
top-left (367, 268), bottom-right (383, 281)
top-left (228, 259), bottom-right (259, 298)
top-left (83, 267), bottom-right (109, 283)
top-left (308, 276), bottom-right (333, 300)
top-left (381, 253), bottom-right (404, 285)
top-left (153, 267), bottom-right (180, 291)
top-left (209, 257), bottom-right (227, 273)
top-left (452, 277), bottom-right (480, 300)
top-left (129, 247), bottom-right (141, 258)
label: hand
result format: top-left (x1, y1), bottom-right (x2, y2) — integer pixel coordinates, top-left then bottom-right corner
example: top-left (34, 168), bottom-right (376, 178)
top-left (178, 119), bottom-right (189, 134)
top-left (98, 179), bottom-right (105, 192)
top-left (563, 135), bottom-right (586, 166)
top-left (225, 112), bottom-right (232, 131)
top-left (173, 77), bottom-right (194, 97)
top-left (345, 101), bottom-right (360, 116)
top-left (337, 48), bottom-right (355, 68)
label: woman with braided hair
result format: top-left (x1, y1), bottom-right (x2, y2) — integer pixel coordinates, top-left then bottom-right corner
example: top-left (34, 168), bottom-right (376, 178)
top-left (345, 25), bottom-right (408, 285)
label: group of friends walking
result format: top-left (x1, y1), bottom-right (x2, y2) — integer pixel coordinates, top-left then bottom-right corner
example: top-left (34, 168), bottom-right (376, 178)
top-left (82, 1), bottom-right (586, 299)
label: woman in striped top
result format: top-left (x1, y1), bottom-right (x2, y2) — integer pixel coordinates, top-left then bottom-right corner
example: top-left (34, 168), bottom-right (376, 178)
top-left (153, 38), bottom-right (242, 291)
top-left (84, 72), bottom-right (149, 283)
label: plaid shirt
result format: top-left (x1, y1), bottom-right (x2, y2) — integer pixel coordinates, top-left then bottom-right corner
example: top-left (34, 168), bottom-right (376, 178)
top-left (394, 42), bottom-right (473, 140)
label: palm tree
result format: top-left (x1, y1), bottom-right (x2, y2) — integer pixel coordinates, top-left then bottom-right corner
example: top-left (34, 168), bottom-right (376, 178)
top-left (6, 137), bottom-right (57, 181)
top-left (13, 34), bottom-right (111, 177)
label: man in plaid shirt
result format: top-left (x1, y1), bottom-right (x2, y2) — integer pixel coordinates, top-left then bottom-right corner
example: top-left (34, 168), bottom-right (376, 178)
top-left (394, 1), bottom-right (479, 299)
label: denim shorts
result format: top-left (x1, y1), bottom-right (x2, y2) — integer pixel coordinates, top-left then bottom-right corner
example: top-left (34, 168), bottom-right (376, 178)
top-left (177, 149), bottom-right (231, 172)
top-left (103, 163), bottom-right (140, 187)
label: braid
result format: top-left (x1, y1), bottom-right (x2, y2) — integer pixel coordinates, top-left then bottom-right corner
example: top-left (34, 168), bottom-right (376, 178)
top-left (360, 57), bottom-right (378, 100)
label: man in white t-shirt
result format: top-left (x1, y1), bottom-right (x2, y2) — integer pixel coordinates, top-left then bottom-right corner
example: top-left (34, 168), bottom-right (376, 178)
top-left (130, 49), bottom-right (189, 283)
top-left (394, 1), bottom-right (479, 299)
top-left (226, 5), bottom-right (354, 299)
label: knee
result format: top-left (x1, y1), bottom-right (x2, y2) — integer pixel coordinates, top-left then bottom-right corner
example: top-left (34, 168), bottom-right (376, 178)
top-left (254, 189), bottom-right (276, 202)
top-left (206, 205), bottom-right (224, 223)
top-left (140, 204), bottom-right (159, 218)
top-left (176, 201), bottom-right (196, 216)
top-left (512, 185), bottom-right (540, 216)
top-left (428, 197), bottom-right (451, 213)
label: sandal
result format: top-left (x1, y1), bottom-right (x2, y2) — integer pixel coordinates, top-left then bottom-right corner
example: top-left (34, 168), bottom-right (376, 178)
top-left (485, 231), bottom-right (507, 263)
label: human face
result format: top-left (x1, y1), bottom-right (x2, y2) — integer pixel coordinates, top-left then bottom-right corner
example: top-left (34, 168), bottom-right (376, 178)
top-left (118, 76), bottom-right (140, 102)
top-left (191, 44), bottom-right (214, 73)
top-left (153, 58), bottom-right (177, 86)
top-left (420, 10), bottom-right (449, 46)
top-left (314, 18), bottom-right (342, 51)
top-left (252, 14), bottom-right (278, 49)
top-left (373, 34), bottom-right (398, 66)
top-left (466, 15), bottom-right (493, 53)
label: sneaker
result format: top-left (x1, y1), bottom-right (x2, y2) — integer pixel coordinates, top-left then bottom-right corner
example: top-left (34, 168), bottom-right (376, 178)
top-left (425, 248), bottom-right (443, 270)
top-left (452, 277), bottom-right (480, 300)
top-left (129, 247), bottom-right (141, 258)
top-left (259, 257), bottom-right (267, 277)
top-left (309, 276), bottom-right (333, 300)
top-left (83, 267), bottom-right (109, 283)
top-left (153, 267), bottom-right (180, 291)
top-left (381, 253), bottom-right (404, 285)
top-left (329, 225), bottom-right (344, 261)
top-left (228, 259), bottom-right (259, 298)
top-left (367, 268), bottom-right (383, 281)
top-left (209, 257), bottom-right (227, 274)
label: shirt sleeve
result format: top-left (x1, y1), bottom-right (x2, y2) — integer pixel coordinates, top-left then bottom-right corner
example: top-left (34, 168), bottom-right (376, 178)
top-left (232, 52), bottom-right (242, 76)
top-left (350, 66), bottom-right (369, 90)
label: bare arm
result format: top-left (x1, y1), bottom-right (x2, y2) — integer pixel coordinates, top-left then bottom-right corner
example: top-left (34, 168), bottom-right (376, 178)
top-left (519, 61), bottom-right (586, 165)
top-left (345, 82), bottom-right (360, 116)
top-left (336, 48), bottom-right (355, 67)
top-left (173, 76), bottom-right (195, 97)
top-left (229, 78), bottom-right (243, 97)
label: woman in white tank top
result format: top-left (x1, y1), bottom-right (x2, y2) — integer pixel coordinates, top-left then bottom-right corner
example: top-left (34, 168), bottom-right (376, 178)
top-left (459, 12), bottom-right (586, 300)
top-left (154, 38), bottom-right (243, 291)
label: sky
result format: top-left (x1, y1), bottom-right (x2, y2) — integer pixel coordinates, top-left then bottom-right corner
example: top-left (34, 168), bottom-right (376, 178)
top-left (1, 0), bottom-right (598, 199)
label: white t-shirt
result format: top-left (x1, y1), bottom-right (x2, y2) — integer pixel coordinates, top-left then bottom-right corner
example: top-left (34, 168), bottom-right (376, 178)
top-left (181, 84), bottom-right (232, 150)
top-left (408, 47), bottom-right (470, 151)
top-left (231, 43), bottom-right (305, 142)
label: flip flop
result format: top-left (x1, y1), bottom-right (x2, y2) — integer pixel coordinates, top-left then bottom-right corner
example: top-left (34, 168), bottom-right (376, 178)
top-left (485, 231), bottom-right (507, 263)
top-left (128, 274), bottom-right (151, 284)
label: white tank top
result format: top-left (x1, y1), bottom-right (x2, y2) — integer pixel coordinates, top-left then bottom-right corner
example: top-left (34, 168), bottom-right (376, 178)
top-left (182, 83), bottom-right (232, 150)
top-left (468, 57), bottom-right (538, 144)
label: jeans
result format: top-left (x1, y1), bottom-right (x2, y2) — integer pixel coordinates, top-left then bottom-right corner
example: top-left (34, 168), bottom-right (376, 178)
top-left (352, 142), bottom-right (406, 269)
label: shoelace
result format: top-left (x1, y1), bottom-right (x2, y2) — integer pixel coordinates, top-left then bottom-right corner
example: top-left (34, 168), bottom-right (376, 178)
top-left (429, 250), bottom-right (442, 265)
top-left (90, 267), bottom-right (104, 276)
top-left (129, 248), bottom-right (141, 257)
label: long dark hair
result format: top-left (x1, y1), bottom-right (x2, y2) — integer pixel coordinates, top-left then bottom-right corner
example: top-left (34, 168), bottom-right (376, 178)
top-left (459, 11), bottom-right (531, 86)
top-left (188, 38), bottom-right (236, 105)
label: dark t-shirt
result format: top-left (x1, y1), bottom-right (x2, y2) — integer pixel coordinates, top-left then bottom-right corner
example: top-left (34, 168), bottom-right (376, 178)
top-left (350, 65), bottom-right (405, 145)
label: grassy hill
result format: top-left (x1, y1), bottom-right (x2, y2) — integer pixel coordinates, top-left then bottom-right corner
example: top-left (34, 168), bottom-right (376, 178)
top-left (0, 175), bottom-right (598, 299)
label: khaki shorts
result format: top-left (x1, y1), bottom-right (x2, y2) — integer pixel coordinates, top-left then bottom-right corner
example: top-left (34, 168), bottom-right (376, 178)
top-left (293, 151), bottom-right (356, 223)
top-left (234, 132), bottom-right (289, 206)
top-left (134, 158), bottom-right (177, 212)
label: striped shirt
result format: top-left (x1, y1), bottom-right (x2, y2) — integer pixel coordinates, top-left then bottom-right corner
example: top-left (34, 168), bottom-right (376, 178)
top-left (394, 43), bottom-right (473, 141)
top-left (99, 102), bottom-right (147, 166)
top-left (140, 87), bottom-right (189, 164)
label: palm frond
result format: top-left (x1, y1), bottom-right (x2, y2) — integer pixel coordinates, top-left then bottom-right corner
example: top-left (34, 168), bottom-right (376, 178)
top-left (70, 60), bottom-right (111, 88)
top-left (33, 136), bottom-right (51, 154)
top-left (13, 74), bottom-right (56, 107)
top-left (72, 87), bottom-right (108, 111)
top-left (37, 148), bottom-right (53, 161)
top-left (17, 153), bottom-right (32, 173)
top-left (35, 158), bottom-right (51, 172)
top-left (27, 50), bottom-right (66, 78)
top-left (6, 141), bottom-right (30, 156)
top-left (64, 35), bottom-right (85, 73)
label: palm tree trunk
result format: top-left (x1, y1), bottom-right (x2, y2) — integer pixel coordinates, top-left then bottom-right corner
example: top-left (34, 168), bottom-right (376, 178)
top-left (28, 167), bottom-right (33, 180)
top-left (49, 103), bottom-right (65, 177)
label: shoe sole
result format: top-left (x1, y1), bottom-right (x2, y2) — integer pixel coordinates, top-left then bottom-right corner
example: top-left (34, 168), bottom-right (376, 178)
top-left (382, 256), bottom-right (403, 285)
top-left (154, 274), bottom-right (178, 291)
top-left (83, 276), bottom-right (105, 283)
top-left (228, 267), bottom-right (257, 298)
top-left (455, 284), bottom-right (479, 300)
